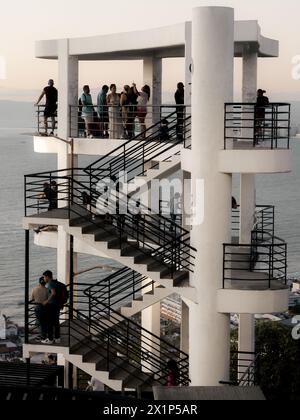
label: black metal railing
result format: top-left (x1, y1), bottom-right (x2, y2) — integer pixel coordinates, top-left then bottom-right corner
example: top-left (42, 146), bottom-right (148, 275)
top-left (224, 103), bottom-right (291, 149)
top-left (24, 170), bottom-right (196, 277)
top-left (84, 113), bottom-right (191, 184)
top-left (231, 208), bottom-right (240, 236)
top-left (26, 291), bottom-right (190, 388)
top-left (220, 351), bottom-right (260, 387)
top-left (231, 205), bottom-right (275, 239)
top-left (223, 235), bottom-right (287, 289)
top-left (254, 205), bottom-right (275, 243)
top-left (35, 105), bottom-right (57, 136)
top-left (84, 267), bottom-right (154, 318)
top-left (68, 306), bottom-right (190, 387)
top-left (69, 104), bottom-right (191, 140)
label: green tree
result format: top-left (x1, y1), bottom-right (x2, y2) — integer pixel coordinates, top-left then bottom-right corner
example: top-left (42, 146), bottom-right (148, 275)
top-left (255, 321), bottom-right (300, 400)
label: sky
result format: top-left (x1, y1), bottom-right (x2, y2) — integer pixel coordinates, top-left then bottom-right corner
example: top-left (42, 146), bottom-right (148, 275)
top-left (0, 0), bottom-right (300, 101)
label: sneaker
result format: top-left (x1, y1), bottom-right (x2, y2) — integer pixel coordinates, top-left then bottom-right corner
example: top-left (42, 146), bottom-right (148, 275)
top-left (54, 338), bottom-right (61, 344)
top-left (41, 339), bottom-right (54, 345)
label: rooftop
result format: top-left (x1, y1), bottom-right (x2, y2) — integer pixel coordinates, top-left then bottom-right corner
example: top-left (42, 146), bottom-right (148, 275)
top-left (36, 21), bottom-right (278, 60)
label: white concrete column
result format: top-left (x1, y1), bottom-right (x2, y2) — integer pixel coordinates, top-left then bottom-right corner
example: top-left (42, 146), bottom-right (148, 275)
top-left (242, 45), bottom-right (257, 104)
top-left (238, 46), bottom-right (258, 361)
top-left (239, 45), bottom-right (257, 244)
top-left (184, 22), bottom-right (192, 106)
top-left (188, 6), bottom-right (234, 386)
top-left (141, 301), bottom-right (161, 373)
top-left (143, 57), bottom-right (162, 124)
top-left (56, 40), bottom-right (79, 285)
top-left (57, 39), bottom-right (79, 140)
top-left (181, 300), bottom-right (189, 354)
top-left (239, 175), bottom-right (256, 244)
top-left (238, 314), bottom-right (255, 377)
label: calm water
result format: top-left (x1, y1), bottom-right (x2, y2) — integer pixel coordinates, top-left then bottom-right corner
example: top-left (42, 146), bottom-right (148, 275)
top-left (0, 102), bottom-right (300, 323)
top-left (0, 127), bottom-right (121, 324)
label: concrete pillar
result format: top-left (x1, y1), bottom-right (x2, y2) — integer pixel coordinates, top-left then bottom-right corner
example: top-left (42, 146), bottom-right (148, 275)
top-left (238, 46), bottom-right (258, 360)
top-left (181, 300), bottom-right (189, 354)
top-left (57, 39), bottom-right (79, 140)
top-left (184, 22), bottom-right (192, 106)
top-left (141, 301), bottom-right (161, 373)
top-left (242, 45), bottom-right (257, 104)
top-left (56, 40), bottom-right (79, 285)
top-left (239, 174), bottom-right (256, 244)
top-left (239, 45), bottom-right (257, 244)
top-left (238, 314), bottom-right (255, 377)
top-left (143, 57), bottom-right (162, 124)
top-left (188, 6), bottom-right (234, 386)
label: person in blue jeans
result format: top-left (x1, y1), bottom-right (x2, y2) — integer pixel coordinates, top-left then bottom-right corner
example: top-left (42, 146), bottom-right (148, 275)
top-left (41, 270), bottom-right (61, 345)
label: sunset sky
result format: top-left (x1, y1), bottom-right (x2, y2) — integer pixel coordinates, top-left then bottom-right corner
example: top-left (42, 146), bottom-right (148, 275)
top-left (0, 0), bottom-right (300, 101)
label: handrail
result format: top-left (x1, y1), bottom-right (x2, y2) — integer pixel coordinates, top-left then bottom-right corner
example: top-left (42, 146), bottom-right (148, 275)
top-left (74, 265), bottom-right (119, 277)
top-left (85, 115), bottom-right (191, 179)
top-left (25, 167), bottom-right (194, 240)
top-left (25, 172), bottom-right (196, 274)
top-left (224, 102), bottom-right (291, 150)
top-left (223, 233), bottom-right (287, 289)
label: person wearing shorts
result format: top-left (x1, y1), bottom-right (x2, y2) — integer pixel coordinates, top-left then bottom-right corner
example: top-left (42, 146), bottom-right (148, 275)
top-left (36, 79), bottom-right (58, 136)
top-left (80, 85), bottom-right (94, 138)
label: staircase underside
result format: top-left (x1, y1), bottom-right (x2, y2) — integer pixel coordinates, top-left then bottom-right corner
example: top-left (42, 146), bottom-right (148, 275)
top-left (24, 320), bottom-right (162, 392)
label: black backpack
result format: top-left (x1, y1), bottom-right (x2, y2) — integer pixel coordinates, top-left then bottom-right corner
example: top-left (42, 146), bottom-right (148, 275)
top-left (55, 281), bottom-right (69, 308)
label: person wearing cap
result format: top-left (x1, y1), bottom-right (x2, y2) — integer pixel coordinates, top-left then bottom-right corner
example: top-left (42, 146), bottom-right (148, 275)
top-left (175, 82), bottom-right (185, 140)
top-left (255, 89), bottom-right (270, 144)
top-left (36, 80), bottom-right (58, 136)
top-left (31, 277), bottom-right (49, 341)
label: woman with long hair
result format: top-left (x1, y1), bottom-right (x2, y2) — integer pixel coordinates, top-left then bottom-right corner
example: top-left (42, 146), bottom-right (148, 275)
top-left (107, 84), bottom-right (122, 139)
top-left (133, 84), bottom-right (151, 139)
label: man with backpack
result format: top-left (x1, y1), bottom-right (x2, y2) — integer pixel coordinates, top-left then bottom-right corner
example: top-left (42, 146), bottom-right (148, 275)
top-left (41, 270), bottom-right (69, 345)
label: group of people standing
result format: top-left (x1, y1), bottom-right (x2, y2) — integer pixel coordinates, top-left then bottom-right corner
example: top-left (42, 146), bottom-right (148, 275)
top-left (80, 83), bottom-right (151, 139)
top-left (31, 271), bottom-right (67, 344)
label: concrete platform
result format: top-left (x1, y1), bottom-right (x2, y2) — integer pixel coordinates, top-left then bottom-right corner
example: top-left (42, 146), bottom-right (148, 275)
top-left (153, 386), bottom-right (266, 401)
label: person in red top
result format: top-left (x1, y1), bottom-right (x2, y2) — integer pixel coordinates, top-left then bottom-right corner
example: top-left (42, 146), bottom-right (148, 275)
top-left (166, 360), bottom-right (179, 387)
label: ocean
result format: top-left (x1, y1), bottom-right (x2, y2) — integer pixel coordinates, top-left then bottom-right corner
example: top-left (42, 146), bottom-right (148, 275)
top-left (0, 101), bottom-right (300, 324)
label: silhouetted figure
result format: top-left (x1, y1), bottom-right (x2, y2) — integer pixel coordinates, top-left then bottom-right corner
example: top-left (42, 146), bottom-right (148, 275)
top-left (255, 89), bottom-right (270, 145)
top-left (175, 82), bottom-right (185, 140)
top-left (36, 79), bottom-right (58, 136)
top-left (166, 360), bottom-right (179, 387)
top-left (159, 119), bottom-right (170, 141)
top-left (232, 197), bottom-right (238, 209)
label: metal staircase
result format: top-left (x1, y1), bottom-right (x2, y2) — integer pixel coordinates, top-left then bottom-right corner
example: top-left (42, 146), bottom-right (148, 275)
top-left (24, 110), bottom-right (194, 391)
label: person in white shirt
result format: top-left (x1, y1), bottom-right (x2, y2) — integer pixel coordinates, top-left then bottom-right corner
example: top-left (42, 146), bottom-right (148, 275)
top-left (133, 84), bottom-right (151, 139)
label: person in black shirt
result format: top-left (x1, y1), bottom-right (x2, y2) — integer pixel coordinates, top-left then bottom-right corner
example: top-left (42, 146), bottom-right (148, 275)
top-left (255, 89), bottom-right (270, 145)
top-left (36, 79), bottom-right (58, 136)
top-left (174, 82), bottom-right (185, 140)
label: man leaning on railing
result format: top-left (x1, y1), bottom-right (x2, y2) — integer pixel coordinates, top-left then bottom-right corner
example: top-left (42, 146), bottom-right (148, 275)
top-left (254, 89), bottom-right (269, 145)
top-left (35, 79), bottom-right (58, 136)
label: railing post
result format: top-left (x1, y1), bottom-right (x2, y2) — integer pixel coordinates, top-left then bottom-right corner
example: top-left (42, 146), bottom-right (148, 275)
top-left (285, 243), bottom-right (288, 286)
top-left (268, 245), bottom-right (272, 289)
top-left (25, 230), bottom-right (30, 344)
top-left (37, 106), bottom-right (40, 134)
top-left (88, 291), bottom-right (92, 333)
top-left (223, 244), bottom-right (226, 289)
top-left (288, 104), bottom-right (291, 149)
top-left (69, 234), bottom-right (74, 341)
top-left (133, 272), bottom-right (136, 301)
top-left (271, 105), bottom-right (275, 150)
top-left (24, 176), bottom-right (27, 217)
